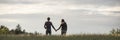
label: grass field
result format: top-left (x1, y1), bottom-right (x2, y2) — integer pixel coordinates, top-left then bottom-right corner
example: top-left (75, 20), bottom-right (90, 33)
top-left (0, 34), bottom-right (120, 40)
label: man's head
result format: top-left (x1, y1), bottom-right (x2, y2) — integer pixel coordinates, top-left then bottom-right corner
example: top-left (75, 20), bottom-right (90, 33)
top-left (47, 17), bottom-right (50, 21)
top-left (61, 19), bottom-right (65, 22)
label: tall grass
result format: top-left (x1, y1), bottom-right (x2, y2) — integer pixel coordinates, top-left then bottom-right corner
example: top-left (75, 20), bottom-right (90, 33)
top-left (0, 34), bottom-right (120, 40)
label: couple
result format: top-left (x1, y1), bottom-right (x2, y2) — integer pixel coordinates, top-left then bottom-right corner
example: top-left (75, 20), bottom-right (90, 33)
top-left (44, 17), bottom-right (67, 35)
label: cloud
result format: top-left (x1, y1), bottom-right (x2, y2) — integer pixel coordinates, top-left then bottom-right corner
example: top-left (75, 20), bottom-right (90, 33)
top-left (0, 0), bottom-right (120, 34)
top-left (0, 12), bottom-right (120, 34)
top-left (0, 18), bottom-right (21, 23)
top-left (1, 3), bottom-right (120, 16)
top-left (60, 5), bottom-right (120, 16)
top-left (0, 0), bottom-right (41, 4)
top-left (0, 0), bottom-right (120, 6)
top-left (0, 4), bottom-right (65, 15)
top-left (0, 0), bottom-right (120, 14)
top-left (0, 0), bottom-right (120, 15)
top-left (65, 0), bottom-right (120, 6)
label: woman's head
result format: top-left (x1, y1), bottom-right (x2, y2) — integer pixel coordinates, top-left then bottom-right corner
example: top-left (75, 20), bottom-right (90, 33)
top-left (61, 19), bottom-right (65, 22)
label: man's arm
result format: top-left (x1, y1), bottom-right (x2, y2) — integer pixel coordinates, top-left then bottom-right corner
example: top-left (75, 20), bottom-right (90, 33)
top-left (51, 23), bottom-right (56, 31)
top-left (44, 23), bottom-right (46, 29)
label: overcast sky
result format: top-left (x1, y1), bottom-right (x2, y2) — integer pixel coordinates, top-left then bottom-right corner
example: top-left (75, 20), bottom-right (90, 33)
top-left (0, 0), bottom-right (120, 35)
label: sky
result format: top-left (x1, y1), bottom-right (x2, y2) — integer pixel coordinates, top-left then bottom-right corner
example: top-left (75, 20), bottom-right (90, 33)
top-left (0, 0), bottom-right (120, 35)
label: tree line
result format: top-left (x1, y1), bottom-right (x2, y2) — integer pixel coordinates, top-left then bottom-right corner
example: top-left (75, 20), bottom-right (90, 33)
top-left (0, 24), bottom-right (120, 35)
top-left (0, 24), bottom-right (40, 35)
top-left (0, 24), bottom-right (26, 35)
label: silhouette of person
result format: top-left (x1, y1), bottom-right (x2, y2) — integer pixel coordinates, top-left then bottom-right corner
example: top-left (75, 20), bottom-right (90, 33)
top-left (44, 17), bottom-right (56, 35)
top-left (57, 19), bottom-right (67, 35)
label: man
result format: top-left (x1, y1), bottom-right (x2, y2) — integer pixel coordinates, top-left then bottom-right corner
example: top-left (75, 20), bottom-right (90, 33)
top-left (44, 17), bottom-right (56, 35)
top-left (57, 19), bottom-right (67, 35)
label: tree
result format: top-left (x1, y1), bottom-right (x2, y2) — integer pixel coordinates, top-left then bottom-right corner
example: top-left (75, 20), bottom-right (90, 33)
top-left (9, 29), bottom-right (15, 34)
top-left (23, 29), bottom-right (26, 33)
top-left (15, 24), bottom-right (22, 34)
top-left (110, 28), bottom-right (116, 34)
top-left (110, 28), bottom-right (120, 35)
top-left (0, 24), bottom-right (27, 35)
top-left (0, 25), bottom-right (9, 34)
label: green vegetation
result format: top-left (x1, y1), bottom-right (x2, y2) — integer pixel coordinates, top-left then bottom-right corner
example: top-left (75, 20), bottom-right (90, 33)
top-left (0, 24), bottom-right (26, 35)
top-left (0, 25), bottom-right (9, 34)
top-left (0, 24), bottom-right (120, 40)
top-left (0, 35), bottom-right (120, 40)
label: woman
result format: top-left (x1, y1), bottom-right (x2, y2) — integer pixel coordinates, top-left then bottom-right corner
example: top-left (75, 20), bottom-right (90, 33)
top-left (57, 19), bottom-right (67, 35)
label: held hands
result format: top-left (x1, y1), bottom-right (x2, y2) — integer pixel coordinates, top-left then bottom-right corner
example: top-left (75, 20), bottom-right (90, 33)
top-left (55, 29), bottom-right (57, 32)
top-left (55, 29), bottom-right (59, 32)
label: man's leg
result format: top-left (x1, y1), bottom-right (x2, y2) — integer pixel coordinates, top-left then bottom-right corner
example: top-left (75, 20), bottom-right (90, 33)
top-left (47, 30), bottom-right (51, 35)
top-left (49, 31), bottom-right (51, 35)
top-left (46, 30), bottom-right (49, 35)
